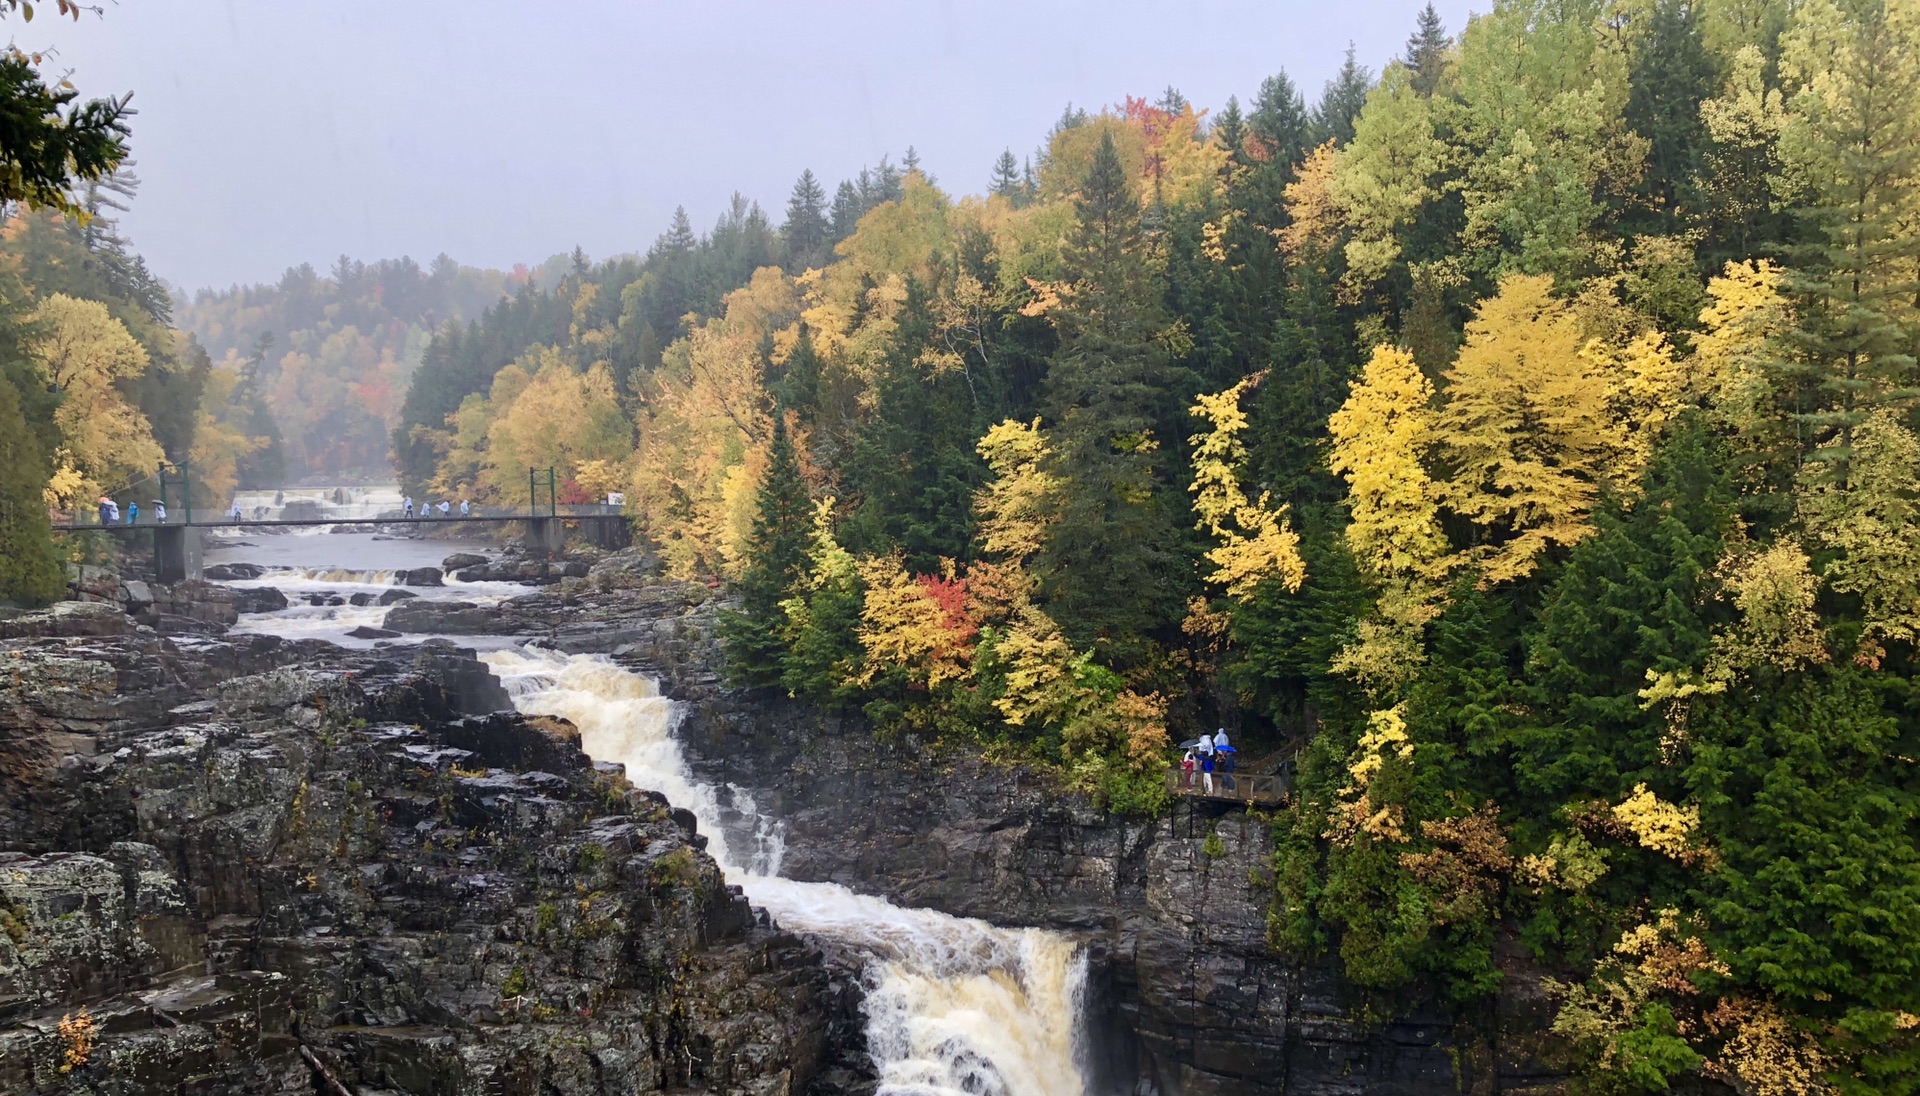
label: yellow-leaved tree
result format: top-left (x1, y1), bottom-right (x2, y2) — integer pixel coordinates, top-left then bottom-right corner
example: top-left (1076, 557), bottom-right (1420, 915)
top-left (1328, 345), bottom-right (1449, 690)
top-left (1187, 376), bottom-right (1306, 598)
top-left (26, 293), bottom-right (164, 508)
top-left (1433, 275), bottom-right (1619, 583)
top-left (1801, 409), bottom-right (1920, 658)
top-left (633, 268), bottom-right (798, 578)
top-left (482, 350), bottom-right (630, 504)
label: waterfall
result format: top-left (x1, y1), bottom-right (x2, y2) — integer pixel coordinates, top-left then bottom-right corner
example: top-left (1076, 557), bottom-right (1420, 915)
top-left (483, 648), bottom-right (1094, 1096)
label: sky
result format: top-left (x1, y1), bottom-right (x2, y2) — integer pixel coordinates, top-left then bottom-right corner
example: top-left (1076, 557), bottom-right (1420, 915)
top-left (39, 1), bottom-right (1478, 293)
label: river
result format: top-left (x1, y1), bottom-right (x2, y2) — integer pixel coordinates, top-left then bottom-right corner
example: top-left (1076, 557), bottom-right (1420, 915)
top-left (212, 529), bottom-right (1096, 1096)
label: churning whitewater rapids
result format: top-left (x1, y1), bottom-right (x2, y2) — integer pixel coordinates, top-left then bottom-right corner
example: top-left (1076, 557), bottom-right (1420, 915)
top-left (483, 648), bottom-right (1094, 1096)
top-left (214, 530), bottom-right (1095, 1095)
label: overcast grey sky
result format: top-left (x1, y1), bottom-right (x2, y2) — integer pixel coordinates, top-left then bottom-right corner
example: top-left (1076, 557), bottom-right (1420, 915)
top-left (40, 1), bottom-right (1476, 293)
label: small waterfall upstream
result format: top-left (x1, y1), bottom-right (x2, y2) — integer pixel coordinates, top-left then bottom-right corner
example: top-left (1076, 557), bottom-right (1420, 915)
top-left (483, 648), bottom-right (1093, 1096)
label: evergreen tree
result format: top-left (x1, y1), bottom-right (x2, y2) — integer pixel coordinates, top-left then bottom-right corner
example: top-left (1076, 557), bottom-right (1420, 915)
top-left (660, 206), bottom-right (697, 255)
top-left (989, 149), bottom-right (1024, 202)
top-left (1777, 0), bottom-right (1920, 473)
top-left (0, 375), bottom-right (63, 607)
top-left (720, 413), bottom-right (813, 689)
top-left (842, 277), bottom-right (987, 569)
top-left (1404, 3), bottom-right (1450, 96)
top-left (1626, 0), bottom-right (1718, 227)
top-left (781, 169), bottom-right (831, 270)
top-left (1312, 45), bottom-right (1374, 147)
top-left (1250, 71), bottom-right (1313, 171)
top-left (1039, 132), bottom-right (1190, 662)
top-left (233, 332), bottom-right (286, 490)
top-left (1214, 96), bottom-right (1248, 161)
top-left (828, 179), bottom-right (864, 242)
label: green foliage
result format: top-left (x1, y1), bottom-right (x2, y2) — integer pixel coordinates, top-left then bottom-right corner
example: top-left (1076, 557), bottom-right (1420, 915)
top-left (0, 50), bottom-right (130, 218)
top-left (721, 413), bottom-right (813, 689)
top-left (0, 375), bottom-right (62, 606)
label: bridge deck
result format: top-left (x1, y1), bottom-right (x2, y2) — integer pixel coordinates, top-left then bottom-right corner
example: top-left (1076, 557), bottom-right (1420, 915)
top-left (52, 509), bottom-right (625, 531)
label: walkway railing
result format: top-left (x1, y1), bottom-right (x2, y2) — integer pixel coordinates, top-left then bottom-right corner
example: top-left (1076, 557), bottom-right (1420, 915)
top-left (1165, 769), bottom-right (1284, 806)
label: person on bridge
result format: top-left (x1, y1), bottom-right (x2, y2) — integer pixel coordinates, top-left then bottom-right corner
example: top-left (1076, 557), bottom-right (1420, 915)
top-left (437, 500), bottom-right (450, 516)
top-left (154, 501), bottom-right (166, 524)
top-left (230, 501), bottom-right (243, 523)
top-left (403, 496), bottom-right (414, 519)
top-left (126, 502), bottom-right (138, 525)
top-left (1200, 749), bottom-right (1215, 795)
top-left (1180, 750), bottom-right (1196, 789)
top-left (459, 498), bottom-right (470, 517)
top-left (96, 498), bottom-right (113, 525)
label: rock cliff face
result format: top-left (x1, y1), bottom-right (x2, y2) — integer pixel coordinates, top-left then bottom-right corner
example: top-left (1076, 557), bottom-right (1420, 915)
top-left (0, 600), bottom-right (845, 1095)
top-left (473, 569), bottom-right (1559, 1096)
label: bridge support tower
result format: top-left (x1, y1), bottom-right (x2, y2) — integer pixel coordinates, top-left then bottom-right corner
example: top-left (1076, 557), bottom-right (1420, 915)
top-left (153, 525), bottom-right (202, 584)
top-left (522, 517), bottom-right (567, 557)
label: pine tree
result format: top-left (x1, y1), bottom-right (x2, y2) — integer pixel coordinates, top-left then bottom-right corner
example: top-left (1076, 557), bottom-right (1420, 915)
top-left (659, 206), bottom-right (697, 256)
top-left (1625, 0), bottom-right (1718, 226)
top-left (1039, 132), bottom-right (1190, 662)
top-left (720, 413), bottom-right (813, 689)
top-left (1313, 45), bottom-right (1374, 147)
top-left (781, 169), bottom-right (831, 270)
top-left (989, 149), bottom-right (1023, 202)
top-left (1404, 3), bottom-right (1450, 96)
top-left (1214, 96), bottom-right (1248, 162)
top-left (1777, 0), bottom-right (1920, 474)
top-left (0, 375), bottom-right (63, 607)
top-left (1250, 71), bottom-right (1313, 172)
top-left (828, 179), bottom-right (864, 242)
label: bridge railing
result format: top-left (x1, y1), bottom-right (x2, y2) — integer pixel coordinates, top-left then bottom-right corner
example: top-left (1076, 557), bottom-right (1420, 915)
top-left (48, 504), bottom-right (630, 529)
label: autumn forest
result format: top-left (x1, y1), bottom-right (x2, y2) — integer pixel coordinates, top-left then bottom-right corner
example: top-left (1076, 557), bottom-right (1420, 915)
top-left (4, 0), bottom-right (1920, 1090)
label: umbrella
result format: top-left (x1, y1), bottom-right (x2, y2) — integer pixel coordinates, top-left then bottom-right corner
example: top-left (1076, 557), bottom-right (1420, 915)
top-left (1177, 739), bottom-right (1206, 749)
top-left (1215, 743), bottom-right (1237, 753)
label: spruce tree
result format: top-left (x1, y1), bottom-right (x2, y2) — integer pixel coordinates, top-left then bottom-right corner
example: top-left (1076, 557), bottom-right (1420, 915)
top-left (828, 179), bottom-right (864, 242)
top-left (1312, 45), bottom-right (1374, 147)
top-left (781, 169), bottom-right (831, 270)
top-left (1625, 0), bottom-right (1717, 227)
top-left (1250, 71), bottom-right (1313, 170)
top-left (1404, 3), bottom-right (1449, 96)
top-left (1040, 131), bottom-right (1189, 662)
top-left (989, 149), bottom-right (1023, 201)
top-left (720, 413), bottom-right (813, 689)
top-left (0, 376), bottom-right (63, 607)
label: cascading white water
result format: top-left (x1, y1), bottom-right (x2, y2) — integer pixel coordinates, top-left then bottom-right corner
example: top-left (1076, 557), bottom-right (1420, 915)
top-left (482, 648), bottom-right (1094, 1096)
top-left (230, 484), bottom-right (405, 521)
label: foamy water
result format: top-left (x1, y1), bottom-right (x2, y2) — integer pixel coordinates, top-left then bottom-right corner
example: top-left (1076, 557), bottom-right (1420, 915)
top-left (482, 648), bottom-right (1092, 1096)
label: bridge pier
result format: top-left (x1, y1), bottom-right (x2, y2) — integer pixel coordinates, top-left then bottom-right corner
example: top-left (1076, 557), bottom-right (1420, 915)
top-left (579, 515), bottom-right (631, 550)
top-left (153, 525), bottom-right (202, 584)
top-left (522, 517), bottom-right (567, 557)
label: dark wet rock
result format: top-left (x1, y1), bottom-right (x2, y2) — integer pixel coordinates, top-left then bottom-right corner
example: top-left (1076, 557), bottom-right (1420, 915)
top-left (440, 552), bottom-right (488, 571)
top-left (348, 591), bottom-right (375, 606)
top-left (202, 563), bottom-right (264, 582)
top-left (382, 600), bottom-right (510, 636)
top-left (345, 625), bottom-right (400, 640)
top-left (376, 588), bottom-right (416, 606)
top-left (397, 566), bottom-right (443, 587)
top-left (229, 586), bottom-right (288, 614)
top-left (0, 629), bottom-right (846, 1095)
top-left (304, 592), bottom-right (345, 607)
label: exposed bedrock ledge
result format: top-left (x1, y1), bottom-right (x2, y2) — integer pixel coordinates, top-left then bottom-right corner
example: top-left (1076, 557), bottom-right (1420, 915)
top-left (0, 611), bottom-right (852, 1095)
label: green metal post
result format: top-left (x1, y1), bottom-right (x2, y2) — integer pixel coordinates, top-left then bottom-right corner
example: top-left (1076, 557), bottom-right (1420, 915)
top-left (547, 467), bottom-right (556, 516)
top-left (529, 468), bottom-right (536, 515)
top-left (182, 463), bottom-right (192, 524)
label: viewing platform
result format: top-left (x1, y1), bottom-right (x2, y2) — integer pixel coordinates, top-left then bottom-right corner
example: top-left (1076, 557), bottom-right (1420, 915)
top-left (1164, 770), bottom-right (1285, 807)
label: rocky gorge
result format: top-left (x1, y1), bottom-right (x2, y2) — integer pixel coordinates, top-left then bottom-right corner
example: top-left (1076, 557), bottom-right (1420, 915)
top-left (2, 543), bottom-right (1563, 1095)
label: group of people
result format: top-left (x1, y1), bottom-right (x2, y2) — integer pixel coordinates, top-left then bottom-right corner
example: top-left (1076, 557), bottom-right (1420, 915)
top-left (401, 496), bottom-right (469, 519)
top-left (96, 498), bottom-right (163, 525)
top-left (1178, 728), bottom-right (1236, 795)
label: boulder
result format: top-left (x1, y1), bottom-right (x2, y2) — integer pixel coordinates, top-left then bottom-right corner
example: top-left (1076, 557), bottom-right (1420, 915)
top-left (0, 600), bottom-right (134, 639)
top-left (305, 593), bottom-right (345, 607)
top-left (119, 579), bottom-right (154, 607)
top-left (398, 567), bottom-right (444, 587)
top-left (203, 563), bottom-right (265, 581)
top-left (346, 625), bottom-right (401, 640)
top-left (441, 552), bottom-right (488, 571)
top-left (348, 592), bottom-right (375, 606)
top-left (229, 586), bottom-right (289, 614)
top-left (377, 588), bottom-right (417, 606)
